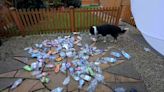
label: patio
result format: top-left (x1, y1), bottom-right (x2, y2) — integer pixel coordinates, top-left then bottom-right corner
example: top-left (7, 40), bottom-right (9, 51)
top-left (0, 23), bottom-right (163, 92)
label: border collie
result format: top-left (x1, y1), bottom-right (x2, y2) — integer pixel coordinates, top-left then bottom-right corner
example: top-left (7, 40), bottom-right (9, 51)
top-left (89, 24), bottom-right (128, 42)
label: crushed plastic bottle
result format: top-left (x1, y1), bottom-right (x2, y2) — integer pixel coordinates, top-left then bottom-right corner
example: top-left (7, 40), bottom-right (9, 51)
top-left (114, 87), bottom-right (126, 92)
top-left (69, 67), bottom-right (74, 74)
top-left (63, 76), bottom-right (70, 85)
top-left (11, 79), bottom-right (23, 89)
top-left (87, 78), bottom-right (98, 92)
top-left (60, 62), bottom-right (67, 73)
top-left (121, 50), bottom-right (131, 59)
top-left (80, 74), bottom-right (92, 81)
top-left (31, 62), bottom-right (38, 70)
top-left (59, 52), bottom-right (66, 58)
top-left (32, 71), bottom-right (41, 76)
top-left (72, 75), bottom-right (80, 81)
top-left (87, 66), bottom-right (95, 76)
top-left (111, 52), bottom-right (122, 58)
top-left (51, 87), bottom-right (63, 92)
top-left (103, 57), bottom-right (117, 63)
top-left (95, 73), bottom-right (104, 82)
top-left (78, 79), bottom-right (85, 89)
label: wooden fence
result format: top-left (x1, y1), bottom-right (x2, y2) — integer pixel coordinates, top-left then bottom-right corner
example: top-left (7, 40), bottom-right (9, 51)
top-left (121, 5), bottom-right (135, 26)
top-left (1, 7), bottom-right (122, 36)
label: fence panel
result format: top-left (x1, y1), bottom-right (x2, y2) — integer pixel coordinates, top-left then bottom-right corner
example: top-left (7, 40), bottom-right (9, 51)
top-left (1, 7), bottom-right (122, 36)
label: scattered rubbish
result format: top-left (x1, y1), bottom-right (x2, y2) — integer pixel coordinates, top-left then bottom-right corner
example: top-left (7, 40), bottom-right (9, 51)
top-left (63, 76), bottom-right (70, 85)
top-left (51, 87), bottom-right (63, 92)
top-left (121, 50), bottom-right (131, 59)
top-left (114, 87), bottom-right (126, 92)
top-left (144, 47), bottom-right (151, 52)
top-left (11, 79), bottom-right (23, 89)
top-left (23, 33), bottom-right (132, 91)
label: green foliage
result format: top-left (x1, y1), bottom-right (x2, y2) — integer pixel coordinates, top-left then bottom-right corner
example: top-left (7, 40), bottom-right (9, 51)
top-left (53, 0), bottom-right (63, 7)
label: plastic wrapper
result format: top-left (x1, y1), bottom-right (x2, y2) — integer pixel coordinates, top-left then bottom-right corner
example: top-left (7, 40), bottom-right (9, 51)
top-left (63, 76), bottom-right (70, 85)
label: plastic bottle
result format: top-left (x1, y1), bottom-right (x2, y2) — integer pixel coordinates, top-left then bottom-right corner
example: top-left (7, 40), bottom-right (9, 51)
top-left (121, 50), bottom-right (131, 59)
top-left (51, 87), bottom-right (63, 92)
top-left (11, 79), bottom-right (23, 89)
top-left (87, 79), bottom-right (98, 92)
top-left (80, 74), bottom-right (92, 81)
top-left (32, 71), bottom-right (41, 76)
top-left (111, 52), bottom-right (122, 57)
top-left (63, 76), bottom-right (70, 85)
top-left (78, 79), bottom-right (85, 89)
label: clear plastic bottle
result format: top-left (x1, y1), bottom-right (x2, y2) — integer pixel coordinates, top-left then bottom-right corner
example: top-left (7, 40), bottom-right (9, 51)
top-left (63, 76), bottom-right (70, 85)
top-left (11, 79), bottom-right (23, 89)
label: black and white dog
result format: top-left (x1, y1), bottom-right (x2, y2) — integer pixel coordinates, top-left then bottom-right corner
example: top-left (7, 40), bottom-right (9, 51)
top-left (89, 24), bottom-right (129, 42)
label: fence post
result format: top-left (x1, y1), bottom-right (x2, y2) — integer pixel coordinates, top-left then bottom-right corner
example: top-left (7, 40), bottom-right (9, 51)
top-left (70, 8), bottom-right (75, 32)
top-left (10, 8), bottom-right (25, 37)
